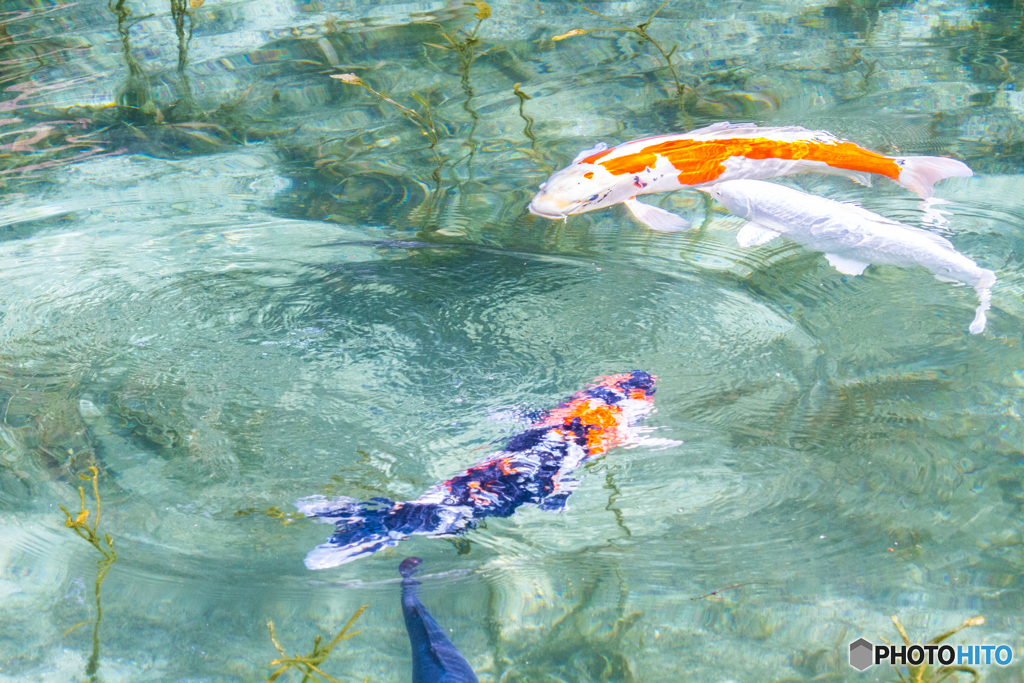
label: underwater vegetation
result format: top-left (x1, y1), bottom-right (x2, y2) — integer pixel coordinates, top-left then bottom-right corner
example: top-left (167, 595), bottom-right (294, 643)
top-left (327, 1), bottom-right (517, 234)
top-left (265, 604), bottom-right (368, 683)
top-left (553, 1), bottom-right (684, 100)
top-left (488, 564), bottom-right (643, 683)
top-left (423, 1), bottom-right (493, 168)
top-left (0, 380), bottom-right (98, 484)
top-left (109, 0), bottom-right (204, 123)
top-left (59, 466), bottom-right (117, 683)
top-left (0, 0), bottom-right (223, 179)
top-left (332, 72), bottom-right (444, 182)
top-left (884, 615), bottom-right (985, 683)
top-left (548, 1), bottom-right (781, 125)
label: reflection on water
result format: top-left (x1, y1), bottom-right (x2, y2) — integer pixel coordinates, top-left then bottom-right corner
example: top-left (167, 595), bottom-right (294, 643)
top-left (1, 0), bottom-right (1024, 681)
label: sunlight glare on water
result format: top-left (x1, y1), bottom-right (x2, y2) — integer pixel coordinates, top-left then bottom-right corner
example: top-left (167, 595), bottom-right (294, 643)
top-left (1, 0), bottom-right (1023, 681)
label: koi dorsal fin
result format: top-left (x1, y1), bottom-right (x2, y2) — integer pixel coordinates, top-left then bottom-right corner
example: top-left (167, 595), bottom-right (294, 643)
top-left (684, 121), bottom-right (838, 143)
top-left (573, 141), bottom-right (607, 164)
top-left (684, 121), bottom-right (742, 136)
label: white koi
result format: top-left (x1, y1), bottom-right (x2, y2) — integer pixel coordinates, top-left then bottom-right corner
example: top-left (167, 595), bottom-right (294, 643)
top-left (528, 122), bottom-right (973, 231)
top-left (704, 179), bottom-right (996, 334)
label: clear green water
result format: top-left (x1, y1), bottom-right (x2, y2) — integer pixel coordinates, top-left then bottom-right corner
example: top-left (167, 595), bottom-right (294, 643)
top-left (1, 0), bottom-right (1023, 681)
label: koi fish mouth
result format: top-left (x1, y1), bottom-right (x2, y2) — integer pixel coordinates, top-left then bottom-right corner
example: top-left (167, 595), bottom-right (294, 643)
top-left (527, 201), bottom-right (569, 220)
top-left (528, 191), bottom-right (584, 220)
top-left (528, 180), bottom-right (578, 219)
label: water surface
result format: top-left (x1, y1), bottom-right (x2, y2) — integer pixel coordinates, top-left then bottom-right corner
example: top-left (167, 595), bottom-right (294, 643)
top-left (1, 0), bottom-right (1023, 681)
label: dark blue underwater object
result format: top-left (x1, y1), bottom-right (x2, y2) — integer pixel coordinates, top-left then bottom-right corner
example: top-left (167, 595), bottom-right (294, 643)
top-left (399, 557), bottom-right (479, 683)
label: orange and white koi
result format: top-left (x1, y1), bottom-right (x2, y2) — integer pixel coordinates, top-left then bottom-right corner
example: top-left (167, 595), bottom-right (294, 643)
top-left (299, 371), bottom-right (657, 569)
top-left (528, 122), bottom-right (973, 231)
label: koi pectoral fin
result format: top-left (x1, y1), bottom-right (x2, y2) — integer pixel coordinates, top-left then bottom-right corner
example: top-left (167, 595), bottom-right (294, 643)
top-left (538, 493), bottom-right (571, 513)
top-left (824, 253), bottom-right (870, 276)
top-left (844, 170), bottom-right (874, 187)
top-left (538, 477), bottom-right (580, 513)
top-left (736, 222), bottom-right (781, 247)
top-left (624, 197), bottom-right (692, 232)
top-left (305, 535), bottom-right (404, 569)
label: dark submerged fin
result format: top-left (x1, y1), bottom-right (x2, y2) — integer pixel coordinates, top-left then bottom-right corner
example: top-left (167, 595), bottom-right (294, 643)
top-left (400, 559), bottom-right (479, 683)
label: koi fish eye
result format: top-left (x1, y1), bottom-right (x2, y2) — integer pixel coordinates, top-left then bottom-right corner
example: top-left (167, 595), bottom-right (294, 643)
top-left (589, 194), bottom-right (599, 201)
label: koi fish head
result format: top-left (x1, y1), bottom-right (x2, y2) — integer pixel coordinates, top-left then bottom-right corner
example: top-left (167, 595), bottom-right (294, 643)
top-left (528, 142), bottom-right (636, 220)
top-left (703, 182), bottom-right (755, 220)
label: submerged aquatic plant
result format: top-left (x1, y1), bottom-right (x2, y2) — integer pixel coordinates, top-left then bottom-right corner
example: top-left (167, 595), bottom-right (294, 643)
top-left (425, 1), bottom-right (491, 76)
top-left (492, 567), bottom-right (642, 683)
top-left (332, 73), bottom-right (443, 184)
top-left (884, 615), bottom-right (985, 683)
top-left (109, 0), bottom-right (154, 120)
top-left (234, 505), bottom-right (304, 525)
top-left (424, 1), bottom-right (493, 170)
top-left (327, 2), bottom-right (501, 233)
top-left (512, 83), bottom-right (537, 149)
top-left (265, 604), bottom-right (368, 683)
top-left (59, 465), bottom-right (117, 683)
top-left (168, 0), bottom-right (203, 121)
top-left (552, 0), bottom-right (684, 100)
top-left (108, 0), bottom-right (207, 123)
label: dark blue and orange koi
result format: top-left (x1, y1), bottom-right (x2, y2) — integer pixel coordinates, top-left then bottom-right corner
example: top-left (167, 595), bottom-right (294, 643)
top-left (399, 557), bottom-right (479, 683)
top-left (300, 371), bottom-right (657, 569)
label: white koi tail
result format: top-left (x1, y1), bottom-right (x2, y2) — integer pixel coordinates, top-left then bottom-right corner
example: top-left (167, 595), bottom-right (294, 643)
top-left (896, 156), bottom-right (973, 199)
top-left (969, 268), bottom-right (997, 335)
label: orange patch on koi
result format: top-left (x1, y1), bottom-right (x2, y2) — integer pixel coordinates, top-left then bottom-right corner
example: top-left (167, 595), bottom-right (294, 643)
top-left (543, 398), bottom-right (628, 455)
top-left (583, 171), bottom-right (595, 179)
top-left (596, 138), bottom-right (902, 186)
top-left (496, 458), bottom-right (519, 476)
top-left (581, 148), bottom-right (613, 165)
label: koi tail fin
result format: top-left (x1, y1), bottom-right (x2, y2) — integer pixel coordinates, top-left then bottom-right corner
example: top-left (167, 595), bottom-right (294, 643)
top-left (298, 496), bottom-right (472, 570)
top-left (969, 269), bottom-right (997, 335)
top-left (895, 156), bottom-right (973, 198)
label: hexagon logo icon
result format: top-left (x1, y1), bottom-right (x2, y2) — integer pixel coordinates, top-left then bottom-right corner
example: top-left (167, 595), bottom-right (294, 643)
top-left (849, 638), bottom-right (874, 671)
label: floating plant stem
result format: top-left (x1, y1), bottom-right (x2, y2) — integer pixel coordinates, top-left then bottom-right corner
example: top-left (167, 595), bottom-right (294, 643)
top-left (690, 582), bottom-right (759, 601)
top-left (108, 0), bottom-right (147, 81)
top-left (265, 604), bottom-right (368, 683)
top-left (332, 75), bottom-right (440, 156)
top-left (59, 465), bottom-right (117, 683)
top-left (424, 2), bottom-right (493, 175)
top-left (332, 73), bottom-right (445, 192)
top-left (169, 0), bottom-right (202, 120)
top-left (465, 0), bottom-right (490, 40)
top-left (512, 83), bottom-right (537, 149)
top-left (602, 470), bottom-right (631, 538)
top-left (553, 0), bottom-right (685, 100)
top-left (169, 0), bottom-right (193, 76)
top-left (108, 0), bottom-right (155, 119)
